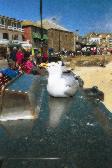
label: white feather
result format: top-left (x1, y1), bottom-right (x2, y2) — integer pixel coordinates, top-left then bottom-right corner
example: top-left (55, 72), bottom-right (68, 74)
top-left (47, 62), bottom-right (79, 97)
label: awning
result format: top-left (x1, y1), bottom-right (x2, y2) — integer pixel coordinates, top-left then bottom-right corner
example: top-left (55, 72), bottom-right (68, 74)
top-left (43, 34), bottom-right (48, 40)
top-left (32, 32), bottom-right (41, 39)
top-left (32, 32), bottom-right (48, 40)
top-left (8, 43), bottom-right (21, 48)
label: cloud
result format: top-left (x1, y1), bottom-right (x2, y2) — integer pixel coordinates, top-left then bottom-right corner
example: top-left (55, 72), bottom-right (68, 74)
top-left (44, 15), bottom-right (62, 24)
top-left (84, 7), bottom-right (112, 33)
top-left (104, 8), bottom-right (112, 31)
top-left (93, 8), bottom-right (112, 32)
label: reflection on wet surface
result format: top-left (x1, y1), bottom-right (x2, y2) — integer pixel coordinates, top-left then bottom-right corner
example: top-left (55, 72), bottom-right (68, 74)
top-left (0, 74), bottom-right (45, 120)
top-left (48, 97), bottom-right (73, 128)
top-left (0, 75), bottom-right (112, 168)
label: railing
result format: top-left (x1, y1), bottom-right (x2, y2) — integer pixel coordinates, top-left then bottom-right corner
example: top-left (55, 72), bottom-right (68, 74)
top-left (8, 26), bottom-right (13, 30)
top-left (0, 24), bottom-right (24, 32)
top-left (17, 28), bottom-right (24, 32)
top-left (8, 26), bottom-right (18, 31)
top-left (13, 27), bottom-right (17, 30)
top-left (0, 24), bottom-right (5, 28)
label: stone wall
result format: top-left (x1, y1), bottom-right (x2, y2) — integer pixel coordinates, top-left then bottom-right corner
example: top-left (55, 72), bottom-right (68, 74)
top-left (48, 29), bottom-right (75, 52)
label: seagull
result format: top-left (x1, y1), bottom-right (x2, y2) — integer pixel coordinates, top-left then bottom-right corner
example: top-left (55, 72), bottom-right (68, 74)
top-left (47, 62), bottom-right (79, 97)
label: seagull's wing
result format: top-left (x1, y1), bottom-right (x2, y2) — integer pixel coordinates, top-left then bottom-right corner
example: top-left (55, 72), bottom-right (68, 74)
top-left (61, 73), bottom-right (79, 97)
top-left (62, 73), bottom-right (79, 87)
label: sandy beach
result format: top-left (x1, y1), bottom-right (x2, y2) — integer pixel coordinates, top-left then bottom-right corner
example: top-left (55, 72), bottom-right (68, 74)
top-left (73, 63), bottom-right (112, 112)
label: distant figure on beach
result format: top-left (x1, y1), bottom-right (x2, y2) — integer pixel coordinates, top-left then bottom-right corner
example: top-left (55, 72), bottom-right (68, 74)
top-left (35, 51), bottom-right (42, 65)
top-left (42, 52), bottom-right (48, 63)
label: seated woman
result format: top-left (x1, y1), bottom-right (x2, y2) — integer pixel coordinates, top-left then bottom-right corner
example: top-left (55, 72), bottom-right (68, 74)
top-left (22, 55), bottom-right (40, 75)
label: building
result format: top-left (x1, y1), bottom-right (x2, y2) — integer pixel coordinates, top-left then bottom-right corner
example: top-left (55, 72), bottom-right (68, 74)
top-left (47, 28), bottom-right (75, 52)
top-left (0, 15), bottom-right (24, 44)
top-left (36, 19), bottom-right (76, 52)
top-left (107, 37), bottom-right (112, 48)
top-left (22, 20), bottom-right (48, 49)
top-left (22, 19), bottom-right (76, 52)
top-left (89, 37), bottom-right (101, 44)
top-left (99, 34), bottom-right (112, 49)
top-left (84, 32), bottom-right (100, 45)
top-left (84, 32), bottom-right (112, 48)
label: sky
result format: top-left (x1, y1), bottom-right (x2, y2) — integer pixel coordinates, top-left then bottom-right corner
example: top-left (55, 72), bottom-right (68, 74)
top-left (0, 0), bottom-right (112, 35)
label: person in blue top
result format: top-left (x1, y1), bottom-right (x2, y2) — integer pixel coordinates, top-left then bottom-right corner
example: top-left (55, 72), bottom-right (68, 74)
top-left (0, 68), bottom-right (19, 78)
top-left (0, 63), bottom-right (19, 79)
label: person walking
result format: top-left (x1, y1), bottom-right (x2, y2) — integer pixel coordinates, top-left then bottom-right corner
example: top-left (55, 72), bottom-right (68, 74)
top-left (42, 52), bottom-right (48, 63)
top-left (9, 47), bottom-right (17, 65)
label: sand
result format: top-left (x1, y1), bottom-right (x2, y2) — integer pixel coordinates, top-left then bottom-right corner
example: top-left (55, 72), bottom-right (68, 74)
top-left (73, 63), bottom-right (112, 112)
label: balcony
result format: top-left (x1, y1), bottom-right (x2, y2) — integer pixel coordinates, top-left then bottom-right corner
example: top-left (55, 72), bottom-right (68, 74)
top-left (8, 26), bottom-right (13, 30)
top-left (0, 24), bottom-right (5, 29)
top-left (18, 28), bottom-right (24, 32)
top-left (0, 39), bottom-right (9, 45)
top-left (0, 23), bottom-right (24, 32)
top-left (12, 40), bottom-right (22, 44)
top-left (109, 39), bottom-right (112, 42)
top-left (8, 26), bottom-right (24, 32)
top-left (8, 26), bottom-right (19, 31)
top-left (13, 27), bottom-right (17, 31)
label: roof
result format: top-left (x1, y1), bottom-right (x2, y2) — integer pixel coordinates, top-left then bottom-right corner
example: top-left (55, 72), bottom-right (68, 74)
top-left (22, 19), bottom-right (73, 33)
top-left (36, 19), bottom-right (69, 31)
top-left (84, 32), bottom-right (99, 38)
top-left (84, 32), bottom-right (112, 38)
top-left (0, 15), bottom-right (22, 22)
top-left (22, 20), bottom-right (37, 27)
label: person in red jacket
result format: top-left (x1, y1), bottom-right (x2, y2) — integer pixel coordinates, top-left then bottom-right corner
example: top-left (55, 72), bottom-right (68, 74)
top-left (42, 52), bottom-right (48, 63)
top-left (16, 48), bottom-right (24, 66)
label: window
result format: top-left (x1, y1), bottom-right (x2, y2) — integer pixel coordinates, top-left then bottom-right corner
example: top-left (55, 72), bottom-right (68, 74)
top-left (0, 18), bottom-right (2, 24)
top-left (3, 33), bottom-right (9, 39)
top-left (13, 22), bottom-right (17, 27)
top-left (22, 35), bottom-right (25, 41)
top-left (14, 34), bottom-right (18, 40)
top-left (0, 18), bottom-right (5, 25)
top-left (17, 23), bottom-right (21, 28)
top-left (65, 34), bottom-right (67, 41)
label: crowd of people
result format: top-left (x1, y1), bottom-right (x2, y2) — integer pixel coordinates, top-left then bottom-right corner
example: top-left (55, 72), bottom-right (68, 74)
top-left (0, 47), bottom-right (48, 81)
top-left (0, 47), bottom-right (75, 80)
top-left (6, 47), bottom-right (49, 75)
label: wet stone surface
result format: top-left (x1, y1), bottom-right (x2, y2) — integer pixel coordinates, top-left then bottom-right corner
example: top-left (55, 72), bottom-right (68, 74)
top-left (0, 76), bottom-right (112, 168)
